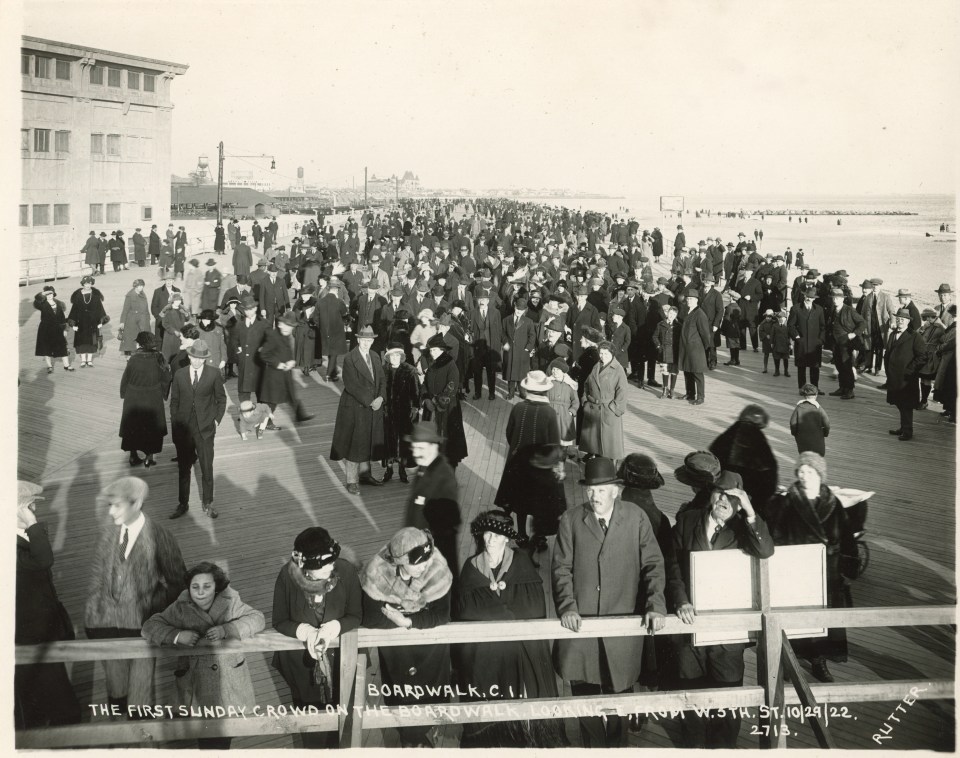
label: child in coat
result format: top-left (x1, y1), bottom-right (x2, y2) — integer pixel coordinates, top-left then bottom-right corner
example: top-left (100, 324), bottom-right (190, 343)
top-left (772, 313), bottom-right (792, 377)
top-left (238, 400), bottom-right (275, 440)
top-left (790, 383), bottom-right (831, 455)
top-left (722, 294), bottom-right (743, 366)
top-left (652, 305), bottom-right (682, 398)
top-left (547, 359), bottom-right (579, 477)
top-left (758, 309), bottom-right (777, 373)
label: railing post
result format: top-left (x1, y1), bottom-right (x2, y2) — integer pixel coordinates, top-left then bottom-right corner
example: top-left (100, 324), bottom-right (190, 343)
top-left (338, 628), bottom-right (359, 746)
top-left (753, 557), bottom-right (786, 748)
top-left (350, 652), bottom-right (367, 747)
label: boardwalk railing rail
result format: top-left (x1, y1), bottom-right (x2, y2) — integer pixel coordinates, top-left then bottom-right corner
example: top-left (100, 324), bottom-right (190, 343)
top-left (15, 601), bottom-right (954, 749)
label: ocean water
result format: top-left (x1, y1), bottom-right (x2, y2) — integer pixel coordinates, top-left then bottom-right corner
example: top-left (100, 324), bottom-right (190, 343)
top-left (523, 194), bottom-right (957, 309)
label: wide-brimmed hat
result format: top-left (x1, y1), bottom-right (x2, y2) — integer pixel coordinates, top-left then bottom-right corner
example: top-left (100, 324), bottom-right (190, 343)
top-left (426, 333), bottom-right (449, 351)
top-left (895, 308), bottom-right (912, 319)
top-left (206, 258), bottom-right (217, 266)
top-left (405, 425), bottom-right (443, 445)
top-left (897, 288), bottom-right (912, 297)
top-left (470, 509), bottom-right (518, 540)
top-left (579, 457), bottom-right (623, 486)
top-left (384, 342), bottom-right (406, 359)
top-left (674, 450), bottom-right (721, 488)
top-left (936, 283), bottom-right (953, 294)
top-left (292, 527), bottom-right (340, 570)
top-left (618, 454), bottom-right (664, 490)
top-left (520, 370), bottom-right (552, 393)
top-left (278, 312), bottom-right (298, 327)
top-left (186, 339), bottom-right (211, 359)
top-left (356, 325), bottom-right (376, 339)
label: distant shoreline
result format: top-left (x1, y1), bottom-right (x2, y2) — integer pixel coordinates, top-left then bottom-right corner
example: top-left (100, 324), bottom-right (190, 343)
top-left (715, 210), bottom-right (919, 217)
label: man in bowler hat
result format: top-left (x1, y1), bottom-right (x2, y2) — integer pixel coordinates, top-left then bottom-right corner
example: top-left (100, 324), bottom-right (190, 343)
top-left (552, 456), bottom-right (666, 747)
top-left (885, 308), bottom-right (929, 441)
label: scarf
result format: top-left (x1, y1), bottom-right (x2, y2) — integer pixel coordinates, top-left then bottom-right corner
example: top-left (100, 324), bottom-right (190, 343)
top-left (796, 397), bottom-right (821, 409)
top-left (360, 549), bottom-right (452, 614)
top-left (285, 560), bottom-right (339, 613)
top-left (469, 548), bottom-right (514, 596)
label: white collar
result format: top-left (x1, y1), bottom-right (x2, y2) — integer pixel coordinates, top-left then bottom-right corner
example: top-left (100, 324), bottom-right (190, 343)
top-left (17, 527), bottom-right (30, 542)
top-left (525, 393), bottom-right (549, 403)
top-left (122, 513), bottom-right (146, 546)
top-left (797, 397), bottom-right (821, 408)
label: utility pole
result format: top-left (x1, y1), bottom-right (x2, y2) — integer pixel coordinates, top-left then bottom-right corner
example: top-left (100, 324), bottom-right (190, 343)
top-left (217, 141), bottom-right (224, 225)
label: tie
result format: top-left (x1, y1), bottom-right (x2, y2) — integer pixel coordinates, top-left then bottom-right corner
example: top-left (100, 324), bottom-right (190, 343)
top-left (598, 517), bottom-right (608, 535)
top-left (481, 308), bottom-right (487, 320)
top-left (119, 527), bottom-right (129, 562)
top-left (710, 523), bottom-right (722, 546)
top-left (192, 370), bottom-right (199, 388)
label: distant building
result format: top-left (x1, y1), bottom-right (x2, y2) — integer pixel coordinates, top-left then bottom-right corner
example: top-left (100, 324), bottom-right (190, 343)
top-left (20, 36), bottom-right (188, 265)
top-left (170, 185), bottom-right (279, 218)
top-left (367, 170), bottom-right (421, 197)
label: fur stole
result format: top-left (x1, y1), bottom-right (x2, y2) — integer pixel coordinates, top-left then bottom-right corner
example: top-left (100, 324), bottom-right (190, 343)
top-left (360, 549), bottom-right (452, 613)
top-left (285, 560), bottom-right (340, 611)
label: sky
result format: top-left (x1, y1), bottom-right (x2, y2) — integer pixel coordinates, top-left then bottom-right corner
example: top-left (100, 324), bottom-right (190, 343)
top-left (11, 0), bottom-right (960, 195)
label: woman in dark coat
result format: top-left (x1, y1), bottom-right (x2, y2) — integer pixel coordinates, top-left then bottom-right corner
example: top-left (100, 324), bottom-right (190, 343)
top-left (213, 223), bottom-right (226, 254)
top-left (258, 313), bottom-right (312, 422)
top-left (119, 332), bottom-right (171, 467)
top-left (292, 285), bottom-right (320, 374)
top-left (118, 279), bottom-right (152, 356)
top-left (421, 334), bottom-right (468, 467)
top-left (382, 343), bottom-right (420, 482)
top-left (456, 511), bottom-right (566, 748)
top-left (766, 453), bottom-right (858, 684)
top-left (317, 282), bottom-right (350, 381)
top-left (709, 404), bottom-right (779, 508)
top-left (272, 527), bottom-right (361, 749)
top-left (34, 286), bottom-right (73, 372)
top-left (67, 276), bottom-right (107, 367)
top-left (387, 309), bottom-right (415, 365)
top-left (494, 370), bottom-right (565, 555)
top-left (361, 528), bottom-right (453, 748)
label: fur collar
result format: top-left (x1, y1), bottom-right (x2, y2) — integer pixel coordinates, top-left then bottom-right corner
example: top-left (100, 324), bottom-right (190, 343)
top-left (360, 549), bottom-right (452, 613)
top-left (285, 560), bottom-right (339, 609)
top-left (431, 352), bottom-right (454, 370)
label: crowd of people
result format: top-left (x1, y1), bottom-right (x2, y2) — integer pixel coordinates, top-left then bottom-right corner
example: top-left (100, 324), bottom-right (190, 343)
top-left (20, 197), bottom-right (955, 748)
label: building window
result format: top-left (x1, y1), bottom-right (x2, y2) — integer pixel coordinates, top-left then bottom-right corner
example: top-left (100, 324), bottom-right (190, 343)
top-left (107, 68), bottom-right (121, 87)
top-left (33, 205), bottom-right (50, 226)
top-left (56, 59), bottom-right (71, 80)
top-left (35, 56), bottom-right (51, 78)
top-left (89, 203), bottom-right (104, 224)
top-left (55, 130), bottom-right (70, 153)
top-left (90, 65), bottom-right (103, 84)
top-left (142, 205), bottom-right (153, 221)
top-left (21, 129), bottom-right (30, 151)
top-left (106, 134), bottom-right (121, 156)
top-left (90, 133), bottom-right (104, 154)
top-left (34, 129), bottom-right (51, 153)
top-left (128, 71), bottom-right (140, 90)
top-left (20, 205), bottom-right (29, 226)
top-left (54, 204), bottom-right (70, 225)
top-left (21, 54), bottom-right (30, 75)
top-left (106, 203), bottom-right (121, 223)
top-left (144, 74), bottom-right (156, 92)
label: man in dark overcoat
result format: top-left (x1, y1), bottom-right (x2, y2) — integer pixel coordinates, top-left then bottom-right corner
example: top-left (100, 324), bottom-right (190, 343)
top-left (885, 308), bottom-right (928, 441)
top-left (81, 231), bottom-right (99, 270)
top-left (787, 287), bottom-right (827, 394)
top-left (331, 326), bottom-right (386, 494)
top-left (552, 457), bottom-right (666, 747)
top-left (566, 285), bottom-right (602, 361)
top-left (735, 266), bottom-right (763, 351)
top-left (96, 231), bottom-right (109, 274)
top-left (169, 340), bottom-right (227, 519)
top-left (150, 272), bottom-right (180, 341)
top-left (699, 273), bottom-right (724, 369)
top-left (468, 291), bottom-right (503, 399)
top-left (233, 236), bottom-right (253, 277)
top-left (131, 228), bottom-right (147, 267)
top-left (829, 288), bottom-right (867, 400)
top-left (233, 294), bottom-right (269, 404)
top-left (148, 225), bottom-right (161, 265)
top-left (678, 290), bottom-right (711, 405)
top-left (354, 280), bottom-right (387, 333)
top-left (255, 264), bottom-right (289, 326)
top-left (317, 281), bottom-right (350, 381)
top-left (258, 312), bottom-right (314, 423)
top-left (501, 296), bottom-right (536, 398)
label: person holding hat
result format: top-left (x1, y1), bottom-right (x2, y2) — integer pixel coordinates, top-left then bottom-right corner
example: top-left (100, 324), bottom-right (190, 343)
top-left (673, 450), bottom-right (724, 515)
top-left (678, 289), bottom-right (711, 403)
top-left (672, 472), bottom-right (774, 747)
top-left (884, 308), bottom-right (929, 441)
top-left (404, 424), bottom-right (462, 573)
top-left (422, 332), bottom-right (468, 466)
top-left (169, 339), bottom-right (227, 519)
top-left (259, 312), bottom-right (315, 424)
top-left (566, 284), bottom-right (602, 362)
top-left (381, 342), bottom-right (420, 483)
top-left (33, 285), bottom-right (74, 373)
top-left (552, 456), bottom-right (667, 747)
top-left (16, 481), bottom-right (82, 729)
top-left (829, 286), bottom-right (866, 399)
top-left (502, 296), bottom-right (537, 399)
top-left (67, 276), bottom-right (108, 368)
top-left (494, 369), bottom-right (565, 558)
top-left (468, 290), bottom-right (503, 399)
top-left (787, 286), bottom-right (827, 395)
top-left (455, 510), bottom-right (567, 748)
top-left (271, 527), bottom-right (361, 747)
top-left (360, 527), bottom-right (453, 748)
top-left (766, 454), bottom-right (858, 683)
top-left (119, 331), bottom-right (171, 467)
top-left (331, 325), bottom-right (387, 493)
top-left (84, 477), bottom-right (187, 717)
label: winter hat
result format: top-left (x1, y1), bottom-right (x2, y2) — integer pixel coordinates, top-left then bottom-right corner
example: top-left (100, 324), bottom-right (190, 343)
top-left (795, 452), bottom-right (827, 482)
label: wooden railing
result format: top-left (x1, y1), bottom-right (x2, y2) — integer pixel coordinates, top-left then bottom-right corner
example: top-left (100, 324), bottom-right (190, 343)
top-left (15, 602), bottom-right (954, 749)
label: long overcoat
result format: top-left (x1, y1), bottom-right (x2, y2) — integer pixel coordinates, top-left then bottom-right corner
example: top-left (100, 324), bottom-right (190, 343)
top-left (119, 289), bottom-right (152, 353)
top-left (233, 243), bottom-right (253, 277)
top-left (331, 348), bottom-right (386, 462)
top-left (579, 358), bottom-right (628, 459)
top-left (67, 288), bottom-right (107, 353)
top-left (552, 501), bottom-right (667, 693)
top-left (788, 303), bottom-right (826, 368)
top-left (422, 352), bottom-right (468, 465)
top-left (141, 586), bottom-right (264, 708)
top-left (317, 292), bottom-right (349, 357)
top-left (383, 360), bottom-right (420, 465)
top-left (885, 329), bottom-right (927, 407)
top-left (234, 317), bottom-right (269, 395)
top-left (258, 327), bottom-right (298, 405)
top-left (502, 313), bottom-right (537, 381)
top-left (677, 307), bottom-right (711, 373)
top-left (34, 295), bottom-right (69, 357)
top-left (120, 349), bottom-right (171, 453)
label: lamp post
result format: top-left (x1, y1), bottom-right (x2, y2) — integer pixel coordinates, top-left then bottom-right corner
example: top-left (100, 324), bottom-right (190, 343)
top-left (216, 142), bottom-right (276, 224)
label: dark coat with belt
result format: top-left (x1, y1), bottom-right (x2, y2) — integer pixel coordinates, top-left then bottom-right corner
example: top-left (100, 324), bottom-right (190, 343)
top-left (120, 349), bottom-right (171, 453)
top-left (678, 307), bottom-right (711, 373)
top-left (788, 302), bottom-right (826, 367)
top-left (885, 328), bottom-right (927, 406)
top-left (170, 363), bottom-right (227, 442)
top-left (331, 348), bottom-right (386, 462)
top-left (552, 500), bottom-right (667, 692)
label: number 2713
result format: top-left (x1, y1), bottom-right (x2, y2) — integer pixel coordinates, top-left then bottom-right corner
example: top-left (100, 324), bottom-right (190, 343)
top-left (750, 724), bottom-right (792, 737)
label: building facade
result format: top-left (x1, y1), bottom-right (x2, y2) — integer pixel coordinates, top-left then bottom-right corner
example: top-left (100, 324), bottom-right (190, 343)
top-left (20, 36), bottom-right (187, 264)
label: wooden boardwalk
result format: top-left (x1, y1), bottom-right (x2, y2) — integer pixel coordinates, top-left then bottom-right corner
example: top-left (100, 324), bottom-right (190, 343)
top-left (17, 242), bottom-right (955, 750)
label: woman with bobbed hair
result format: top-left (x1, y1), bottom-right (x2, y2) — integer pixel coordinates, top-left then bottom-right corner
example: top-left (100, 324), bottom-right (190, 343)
top-left (142, 561), bottom-right (264, 750)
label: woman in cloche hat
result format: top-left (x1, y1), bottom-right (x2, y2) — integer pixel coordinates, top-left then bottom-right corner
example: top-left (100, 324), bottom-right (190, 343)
top-left (381, 342), bottom-right (420, 483)
top-left (33, 285), bottom-right (74, 373)
top-left (271, 527), bottom-right (360, 748)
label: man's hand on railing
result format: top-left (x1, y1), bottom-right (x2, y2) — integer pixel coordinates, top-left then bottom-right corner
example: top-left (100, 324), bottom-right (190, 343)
top-left (644, 612), bottom-right (666, 634)
top-left (677, 603), bottom-right (696, 625)
top-left (560, 611), bottom-right (582, 633)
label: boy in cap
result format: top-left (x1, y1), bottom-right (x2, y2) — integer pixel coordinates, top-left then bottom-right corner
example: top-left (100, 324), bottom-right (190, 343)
top-left (772, 312), bottom-right (791, 377)
top-left (238, 398), bottom-right (275, 440)
top-left (758, 309), bottom-right (777, 373)
top-left (790, 384), bottom-right (831, 455)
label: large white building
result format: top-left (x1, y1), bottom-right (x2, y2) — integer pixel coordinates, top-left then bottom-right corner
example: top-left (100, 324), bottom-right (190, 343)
top-left (20, 36), bottom-right (187, 268)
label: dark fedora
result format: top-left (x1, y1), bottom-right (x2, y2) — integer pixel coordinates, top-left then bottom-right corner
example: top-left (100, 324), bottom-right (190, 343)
top-left (405, 425), bottom-right (443, 445)
top-left (578, 457), bottom-right (623, 486)
top-left (426, 333), bottom-right (449, 351)
top-left (674, 450), bottom-right (721, 488)
top-left (618, 453), bottom-right (664, 490)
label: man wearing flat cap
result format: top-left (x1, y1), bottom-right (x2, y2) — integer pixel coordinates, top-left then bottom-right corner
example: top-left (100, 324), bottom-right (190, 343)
top-left (672, 472), bottom-right (774, 748)
top-left (885, 308), bottom-right (929, 441)
top-left (552, 456), bottom-right (666, 747)
top-left (85, 477), bottom-right (186, 715)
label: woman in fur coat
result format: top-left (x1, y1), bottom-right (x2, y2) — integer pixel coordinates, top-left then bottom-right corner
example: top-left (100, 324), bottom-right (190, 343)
top-left (292, 284), bottom-right (320, 374)
top-left (196, 309), bottom-right (227, 374)
top-left (142, 562), bottom-right (264, 750)
top-left (361, 528), bottom-right (453, 748)
top-left (421, 334), bottom-right (468, 466)
top-left (382, 343), bottom-right (420, 482)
